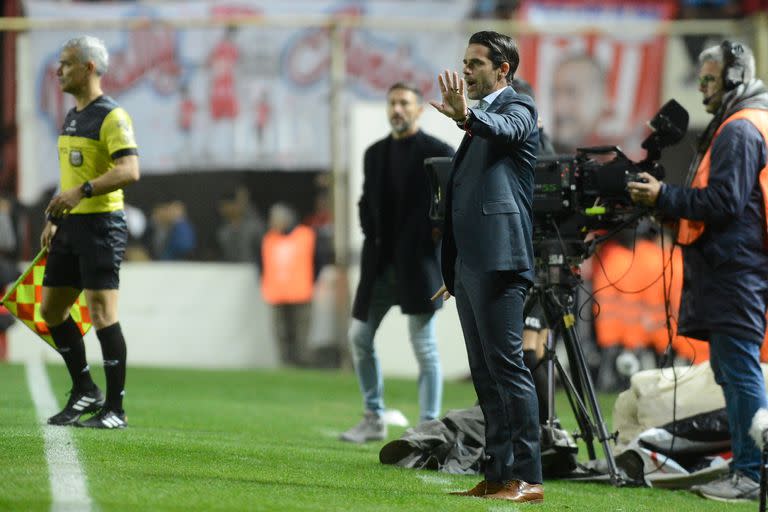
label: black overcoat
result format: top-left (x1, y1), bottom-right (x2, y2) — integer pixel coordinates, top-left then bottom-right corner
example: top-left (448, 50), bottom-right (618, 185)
top-left (352, 130), bottom-right (454, 321)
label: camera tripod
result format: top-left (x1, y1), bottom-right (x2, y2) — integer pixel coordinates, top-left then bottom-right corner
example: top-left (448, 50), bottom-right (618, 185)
top-left (524, 238), bottom-right (623, 486)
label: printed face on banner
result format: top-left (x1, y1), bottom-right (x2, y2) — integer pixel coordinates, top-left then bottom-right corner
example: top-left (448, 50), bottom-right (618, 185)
top-left (517, 0), bottom-right (676, 159)
top-left (551, 55), bottom-right (607, 154)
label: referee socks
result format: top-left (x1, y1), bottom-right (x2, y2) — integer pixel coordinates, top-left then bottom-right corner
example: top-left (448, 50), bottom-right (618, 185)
top-left (96, 322), bottom-right (127, 413)
top-left (49, 316), bottom-right (97, 393)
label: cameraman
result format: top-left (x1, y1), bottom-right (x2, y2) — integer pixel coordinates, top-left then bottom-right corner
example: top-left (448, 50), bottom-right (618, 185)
top-left (628, 41), bottom-right (768, 502)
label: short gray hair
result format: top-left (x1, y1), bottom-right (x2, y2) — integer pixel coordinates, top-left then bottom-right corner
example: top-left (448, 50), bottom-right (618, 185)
top-left (269, 203), bottom-right (297, 226)
top-left (63, 35), bottom-right (109, 76)
top-left (699, 41), bottom-right (756, 83)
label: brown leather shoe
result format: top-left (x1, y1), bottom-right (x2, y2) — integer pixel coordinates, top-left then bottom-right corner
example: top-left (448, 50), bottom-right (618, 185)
top-left (483, 480), bottom-right (544, 503)
top-left (448, 480), bottom-right (504, 497)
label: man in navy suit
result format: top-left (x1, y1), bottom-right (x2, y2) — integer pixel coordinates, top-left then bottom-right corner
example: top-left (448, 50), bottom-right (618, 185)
top-left (431, 31), bottom-right (543, 504)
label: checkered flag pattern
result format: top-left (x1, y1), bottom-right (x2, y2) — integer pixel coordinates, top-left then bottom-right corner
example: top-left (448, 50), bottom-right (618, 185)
top-left (0, 249), bottom-right (91, 350)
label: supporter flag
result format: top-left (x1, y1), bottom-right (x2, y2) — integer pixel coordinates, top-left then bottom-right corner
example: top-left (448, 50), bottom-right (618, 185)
top-left (0, 249), bottom-right (91, 349)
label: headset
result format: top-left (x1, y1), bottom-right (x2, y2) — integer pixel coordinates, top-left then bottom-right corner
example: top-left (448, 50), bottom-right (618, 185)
top-left (721, 40), bottom-right (746, 91)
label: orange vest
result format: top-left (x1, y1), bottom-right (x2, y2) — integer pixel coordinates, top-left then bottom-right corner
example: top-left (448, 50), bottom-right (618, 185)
top-left (677, 109), bottom-right (768, 246)
top-left (593, 241), bottom-right (642, 349)
top-left (260, 225), bottom-right (316, 305)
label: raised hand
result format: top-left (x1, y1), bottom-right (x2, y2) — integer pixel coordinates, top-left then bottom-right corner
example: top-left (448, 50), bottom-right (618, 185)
top-left (429, 70), bottom-right (468, 122)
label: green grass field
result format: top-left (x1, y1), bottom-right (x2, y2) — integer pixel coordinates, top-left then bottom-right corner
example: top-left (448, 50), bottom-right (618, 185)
top-left (0, 362), bottom-right (755, 511)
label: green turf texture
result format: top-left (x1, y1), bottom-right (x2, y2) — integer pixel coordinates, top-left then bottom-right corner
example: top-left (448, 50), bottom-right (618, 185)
top-left (0, 363), bottom-right (755, 511)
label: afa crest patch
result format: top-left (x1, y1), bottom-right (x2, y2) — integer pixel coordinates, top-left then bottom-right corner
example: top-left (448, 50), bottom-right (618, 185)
top-left (69, 150), bottom-right (83, 167)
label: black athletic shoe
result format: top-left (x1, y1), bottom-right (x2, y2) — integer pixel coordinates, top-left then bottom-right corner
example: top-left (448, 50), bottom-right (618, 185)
top-left (47, 388), bottom-right (105, 426)
top-left (76, 408), bottom-right (127, 429)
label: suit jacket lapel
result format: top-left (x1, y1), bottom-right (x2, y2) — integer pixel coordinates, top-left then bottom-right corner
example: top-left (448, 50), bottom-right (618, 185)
top-left (485, 87), bottom-right (511, 114)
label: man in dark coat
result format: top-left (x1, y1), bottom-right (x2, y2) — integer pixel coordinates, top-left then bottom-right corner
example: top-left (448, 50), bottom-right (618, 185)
top-left (430, 31), bottom-right (543, 504)
top-left (339, 82), bottom-right (455, 444)
top-left (629, 40), bottom-right (768, 502)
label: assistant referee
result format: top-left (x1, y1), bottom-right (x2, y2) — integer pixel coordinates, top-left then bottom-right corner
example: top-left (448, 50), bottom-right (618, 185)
top-left (42, 35), bottom-right (140, 429)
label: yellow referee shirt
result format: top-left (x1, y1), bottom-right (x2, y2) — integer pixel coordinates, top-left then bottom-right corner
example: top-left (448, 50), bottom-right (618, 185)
top-left (57, 95), bottom-right (138, 214)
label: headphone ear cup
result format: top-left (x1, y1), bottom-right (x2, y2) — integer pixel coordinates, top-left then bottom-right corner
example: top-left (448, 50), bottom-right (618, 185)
top-left (721, 40), bottom-right (745, 91)
top-left (724, 66), bottom-right (743, 91)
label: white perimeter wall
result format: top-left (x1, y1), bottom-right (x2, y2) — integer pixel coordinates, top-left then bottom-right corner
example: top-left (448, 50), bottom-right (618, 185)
top-left (7, 263), bottom-right (472, 379)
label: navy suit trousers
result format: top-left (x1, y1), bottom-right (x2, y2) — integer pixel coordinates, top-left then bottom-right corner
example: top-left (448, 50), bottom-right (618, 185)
top-left (454, 257), bottom-right (542, 484)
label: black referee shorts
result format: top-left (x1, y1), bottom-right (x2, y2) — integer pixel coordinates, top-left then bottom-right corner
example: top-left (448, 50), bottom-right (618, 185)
top-left (43, 211), bottom-right (128, 290)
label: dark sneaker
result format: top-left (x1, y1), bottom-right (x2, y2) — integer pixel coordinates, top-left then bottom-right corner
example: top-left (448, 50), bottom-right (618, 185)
top-left (694, 471), bottom-right (760, 502)
top-left (77, 408), bottom-right (128, 429)
top-left (339, 411), bottom-right (386, 443)
top-left (47, 388), bottom-right (105, 426)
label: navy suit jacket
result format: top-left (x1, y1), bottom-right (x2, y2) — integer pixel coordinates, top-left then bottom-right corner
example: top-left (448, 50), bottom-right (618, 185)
top-left (441, 87), bottom-right (539, 294)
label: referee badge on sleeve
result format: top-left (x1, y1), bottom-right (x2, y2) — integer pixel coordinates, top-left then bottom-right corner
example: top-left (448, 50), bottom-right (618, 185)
top-left (69, 150), bottom-right (83, 167)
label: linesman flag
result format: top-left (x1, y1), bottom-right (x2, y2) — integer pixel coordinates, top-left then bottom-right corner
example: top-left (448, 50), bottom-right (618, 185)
top-left (0, 249), bottom-right (91, 349)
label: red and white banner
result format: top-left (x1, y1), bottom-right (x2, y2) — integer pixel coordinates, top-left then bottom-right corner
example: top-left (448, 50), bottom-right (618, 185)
top-left (20, 0), bottom-right (676, 200)
top-left (517, 0), bottom-right (677, 158)
top-left (21, 0), bottom-right (470, 199)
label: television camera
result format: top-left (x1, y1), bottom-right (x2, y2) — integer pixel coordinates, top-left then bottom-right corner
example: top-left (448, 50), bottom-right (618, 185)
top-left (533, 99), bottom-right (689, 256)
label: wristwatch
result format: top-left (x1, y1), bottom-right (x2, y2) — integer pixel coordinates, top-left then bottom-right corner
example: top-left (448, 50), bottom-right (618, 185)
top-left (456, 109), bottom-right (472, 130)
top-left (80, 181), bottom-right (94, 198)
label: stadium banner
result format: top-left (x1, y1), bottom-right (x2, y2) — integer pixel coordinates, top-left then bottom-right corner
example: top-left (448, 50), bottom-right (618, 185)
top-left (516, 0), bottom-right (677, 159)
top-left (20, 0), bottom-right (674, 198)
top-left (21, 0), bottom-right (471, 192)
top-left (0, 249), bottom-right (91, 350)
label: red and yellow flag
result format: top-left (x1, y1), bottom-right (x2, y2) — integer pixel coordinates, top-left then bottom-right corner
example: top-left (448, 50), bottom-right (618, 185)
top-left (0, 249), bottom-right (91, 349)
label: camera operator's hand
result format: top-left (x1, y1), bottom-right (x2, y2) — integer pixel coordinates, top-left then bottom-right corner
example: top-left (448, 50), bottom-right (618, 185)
top-left (627, 172), bottom-right (662, 207)
top-left (430, 70), bottom-right (469, 123)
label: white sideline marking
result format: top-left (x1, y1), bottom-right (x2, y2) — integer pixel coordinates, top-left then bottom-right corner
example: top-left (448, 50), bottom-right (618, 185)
top-left (416, 473), bottom-right (452, 486)
top-left (25, 360), bottom-right (94, 512)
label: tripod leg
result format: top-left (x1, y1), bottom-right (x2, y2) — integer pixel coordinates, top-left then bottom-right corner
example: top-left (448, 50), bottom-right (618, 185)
top-left (540, 310), bottom-right (597, 459)
top-left (546, 329), bottom-right (556, 426)
top-left (550, 339), bottom-right (598, 459)
top-left (542, 286), bottom-right (622, 485)
top-left (560, 317), bottom-right (621, 485)
top-left (761, 445), bottom-right (768, 512)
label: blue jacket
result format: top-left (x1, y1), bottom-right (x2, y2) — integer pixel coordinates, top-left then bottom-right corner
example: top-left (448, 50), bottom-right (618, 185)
top-left (159, 218), bottom-right (197, 261)
top-left (657, 117), bottom-right (768, 342)
top-left (441, 87), bottom-right (538, 294)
